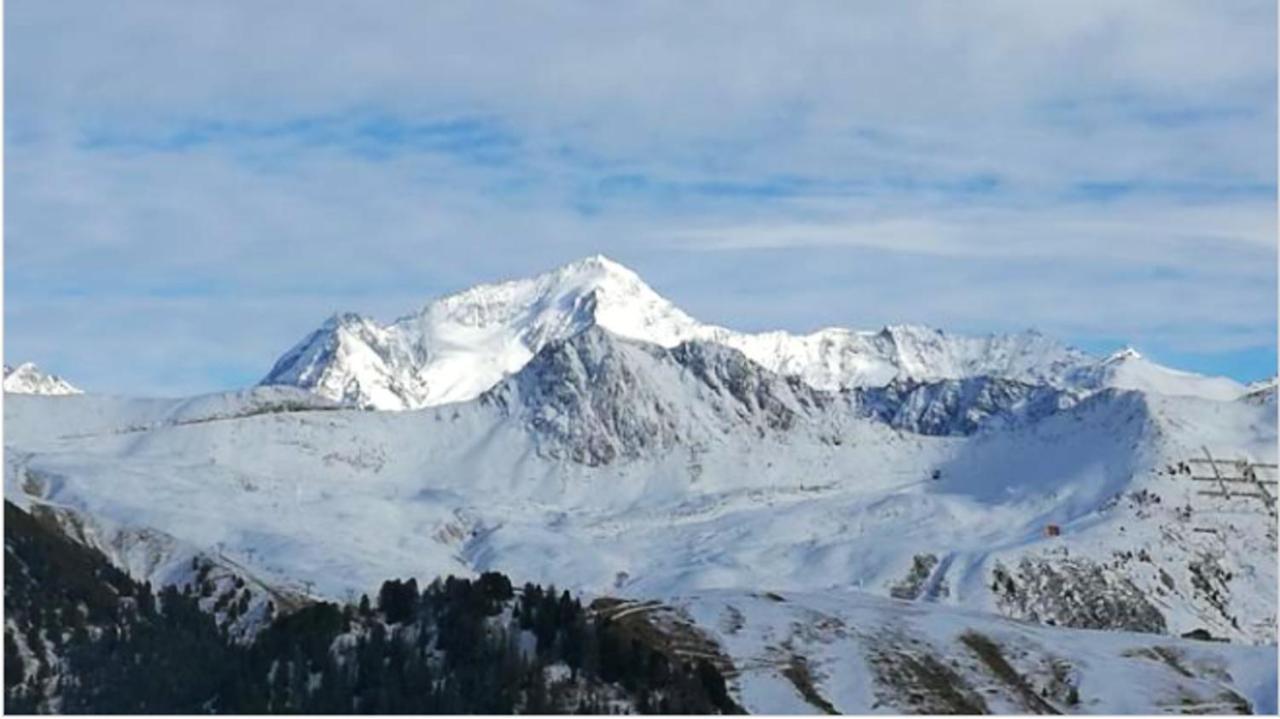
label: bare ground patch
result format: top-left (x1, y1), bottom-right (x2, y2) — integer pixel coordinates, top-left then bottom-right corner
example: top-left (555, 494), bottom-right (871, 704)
top-left (959, 631), bottom-right (1061, 715)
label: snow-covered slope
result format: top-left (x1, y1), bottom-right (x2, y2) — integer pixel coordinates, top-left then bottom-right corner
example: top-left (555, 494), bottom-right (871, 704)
top-left (620, 589), bottom-right (1276, 714)
top-left (3, 385), bottom-right (338, 444)
top-left (1070, 348), bottom-right (1247, 401)
top-left (1242, 377), bottom-right (1278, 406)
top-left (264, 256), bottom-right (1243, 410)
top-left (6, 257), bottom-right (1273, 711)
top-left (261, 256), bottom-right (707, 409)
top-left (850, 376), bottom-right (1079, 436)
top-left (716, 323), bottom-right (1095, 394)
top-left (3, 362), bottom-right (81, 395)
top-left (8, 326), bottom-right (1276, 650)
top-left (480, 327), bottom-right (837, 466)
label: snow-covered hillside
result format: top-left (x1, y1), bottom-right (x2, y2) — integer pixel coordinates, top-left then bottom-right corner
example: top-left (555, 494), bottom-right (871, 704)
top-left (1069, 348), bottom-right (1247, 401)
top-left (7, 327), bottom-right (1275, 648)
top-left (667, 589), bottom-right (1277, 714)
top-left (263, 256), bottom-right (1246, 410)
top-left (3, 362), bottom-right (81, 395)
top-left (5, 257), bottom-right (1274, 712)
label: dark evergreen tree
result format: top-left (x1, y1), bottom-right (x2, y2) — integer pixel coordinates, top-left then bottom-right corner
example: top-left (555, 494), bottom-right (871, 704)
top-left (5, 501), bottom-right (742, 715)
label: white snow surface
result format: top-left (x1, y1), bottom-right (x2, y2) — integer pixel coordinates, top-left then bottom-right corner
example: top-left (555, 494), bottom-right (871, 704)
top-left (5, 323), bottom-right (1276, 712)
top-left (261, 255), bottom-right (1247, 410)
top-left (1070, 348), bottom-right (1247, 402)
top-left (7, 330), bottom-right (1276, 639)
top-left (5, 258), bottom-right (1275, 713)
top-left (672, 588), bottom-right (1277, 714)
top-left (3, 362), bottom-right (81, 395)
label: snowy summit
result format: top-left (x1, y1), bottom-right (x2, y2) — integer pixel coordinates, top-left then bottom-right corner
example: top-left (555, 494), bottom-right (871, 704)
top-left (262, 256), bottom-right (1246, 410)
top-left (3, 362), bottom-right (81, 395)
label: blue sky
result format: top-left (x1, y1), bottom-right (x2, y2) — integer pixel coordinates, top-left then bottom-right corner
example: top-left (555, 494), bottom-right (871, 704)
top-left (5, 0), bottom-right (1276, 395)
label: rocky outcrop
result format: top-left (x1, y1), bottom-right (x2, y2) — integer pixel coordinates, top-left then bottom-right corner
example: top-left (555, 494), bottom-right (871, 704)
top-left (485, 328), bottom-right (839, 466)
top-left (852, 376), bottom-right (1076, 436)
top-left (990, 556), bottom-right (1167, 634)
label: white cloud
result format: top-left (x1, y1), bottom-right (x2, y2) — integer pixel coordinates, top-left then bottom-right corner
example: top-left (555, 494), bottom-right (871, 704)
top-left (4, 0), bottom-right (1275, 392)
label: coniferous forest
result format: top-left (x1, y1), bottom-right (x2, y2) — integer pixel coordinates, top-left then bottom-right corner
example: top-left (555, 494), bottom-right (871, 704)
top-left (4, 501), bottom-right (740, 714)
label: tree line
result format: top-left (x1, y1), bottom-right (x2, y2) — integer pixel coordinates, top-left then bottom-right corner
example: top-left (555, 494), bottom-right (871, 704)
top-left (4, 501), bottom-right (739, 714)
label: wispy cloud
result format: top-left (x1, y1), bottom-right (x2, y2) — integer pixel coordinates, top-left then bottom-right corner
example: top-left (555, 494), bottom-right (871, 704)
top-left (79, 112), bottom-right (522, 166)
top-left (5, 0), bottom-right (1276, 393)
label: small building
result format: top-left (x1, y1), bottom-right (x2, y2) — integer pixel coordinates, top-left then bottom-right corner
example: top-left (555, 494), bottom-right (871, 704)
top-left (1044, 524), bottom-right (1061, 538)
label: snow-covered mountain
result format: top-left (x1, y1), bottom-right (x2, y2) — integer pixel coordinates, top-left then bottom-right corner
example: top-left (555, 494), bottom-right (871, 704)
top-left (480, 327), bottom-right (837, 466)
top-left (1068, 348), bottom-right (1247, 401)
top-left (6, 256), bottom-right (1275, 713)
top-left (261, 256), bottom-right (706, 409)
top-left (7, 324), bottom-right (1276, 644)
top-left (2, 362), bottom-right (81, 395)
top-left (1242, 376), bottom-right (1278, 406)
top-left (264, 255), bottom-right (1229, 411)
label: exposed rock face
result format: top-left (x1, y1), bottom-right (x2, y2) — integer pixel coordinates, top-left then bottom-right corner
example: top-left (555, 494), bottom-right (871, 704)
top-left (852, 376), bottom-right (1077, 436)
top-left (484, 328), bottom-right (841, 466)
top-left (1241, 377), bottom-right (1277, 406)
top-left (484, 327), bottom-right (1087, 466)
top-left (888, 553), bottom-right (946, 600)
top-left (991, 556), bottom-right (1167, 634)
top-left (485, 327), bottom-right (686, 466)
top-left (259, 313), bottom-right (430, 410)
top-left (669, 339), bottom-right (833, 433)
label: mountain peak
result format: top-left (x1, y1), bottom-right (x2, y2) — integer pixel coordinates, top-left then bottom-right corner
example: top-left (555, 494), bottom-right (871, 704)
top-left (322, 311), bottom-right (373, 330)
top-left (263, 256), bottom-right (704, 409)
top-left (3, 362), bottom-right (82, 395)
top-left (1105, 347), bottom-right (1144, 363)
top-left (561, 253), bottom-right (635, 277)
top-left (1073, 347), bottom-right (1246, 401)
top-left (261, 258), bottom-right (1241, 410)
top-left (417, 255), bottom-right (660, 326)
top-left (487, 326), bottom-right (835, 465)
top-left (879, 323), bottom-right (943, 339)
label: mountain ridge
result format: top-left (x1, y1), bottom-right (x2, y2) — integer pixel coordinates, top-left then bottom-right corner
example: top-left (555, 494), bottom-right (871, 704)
top-left (260, 255), bottom-right (1244, 410)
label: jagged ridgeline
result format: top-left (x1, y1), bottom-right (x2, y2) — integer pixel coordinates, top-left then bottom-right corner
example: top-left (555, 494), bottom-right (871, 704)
top-left (3, 501), bottom-right (739, 714)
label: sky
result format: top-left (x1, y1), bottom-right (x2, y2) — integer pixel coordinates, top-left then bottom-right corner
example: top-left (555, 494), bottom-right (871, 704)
top-left (4, 0), bottom-right (1277, 395)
